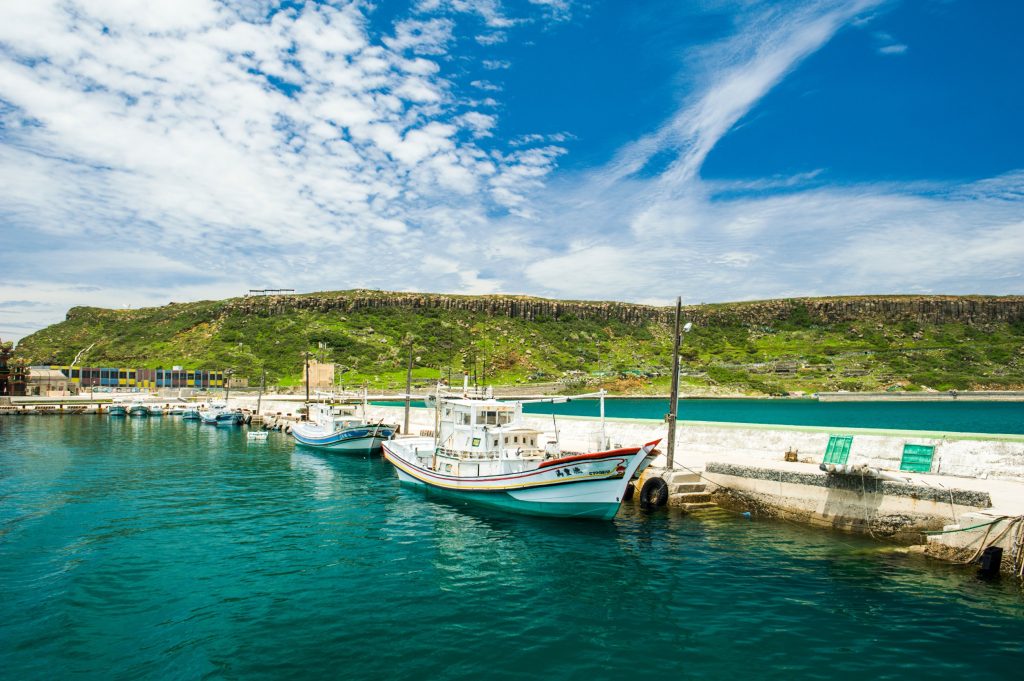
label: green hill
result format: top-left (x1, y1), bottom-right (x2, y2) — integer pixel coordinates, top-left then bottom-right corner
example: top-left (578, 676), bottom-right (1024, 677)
top-left (13, 290), bottom-right (1024, 395)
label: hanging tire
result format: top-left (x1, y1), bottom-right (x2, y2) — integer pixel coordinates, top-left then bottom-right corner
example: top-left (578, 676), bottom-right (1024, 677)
top-left (639, 477), bottom-right (669, 507)
top-left (623, 481), bottom-right (635, 502)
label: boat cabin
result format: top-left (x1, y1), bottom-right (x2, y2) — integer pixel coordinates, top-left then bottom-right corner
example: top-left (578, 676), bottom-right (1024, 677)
top-left (433, 398), bottom-right (547, 474)
top-left (308, 402), bottom-right (363, 431)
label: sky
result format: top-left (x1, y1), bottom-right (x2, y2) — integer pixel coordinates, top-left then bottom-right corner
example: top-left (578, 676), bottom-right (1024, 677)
top-left (1, 0), bottom-right (1022, 342)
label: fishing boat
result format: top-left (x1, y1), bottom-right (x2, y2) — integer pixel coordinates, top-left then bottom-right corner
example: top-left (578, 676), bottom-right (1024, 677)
top-left (382, 390), bottom-right (659, 520)
top-left (149, 405), bottom-right (164, 417)
top-left (199, 402), bottom-right (244, 425)
top-left (128, 399), bottom-right (150, 417)
top-left (290, 403), bottom-right (396, 454)
top-left (182, 407), bottom-right (201, 420)
top-left (108, 404), bottom-right (127, 417)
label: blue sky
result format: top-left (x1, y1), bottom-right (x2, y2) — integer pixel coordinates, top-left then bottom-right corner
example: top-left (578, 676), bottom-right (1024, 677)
top-left (1, 0), bottom-right (1022, 341)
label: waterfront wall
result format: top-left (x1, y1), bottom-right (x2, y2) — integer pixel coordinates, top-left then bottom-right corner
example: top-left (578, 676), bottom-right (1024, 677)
top-left (702, 462), bottom-right (991, 542)
top-left (355, 406), bottom-right (1024, 483)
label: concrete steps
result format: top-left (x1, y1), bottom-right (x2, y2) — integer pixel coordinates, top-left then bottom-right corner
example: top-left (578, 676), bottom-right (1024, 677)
top-left (666, 470), bottom-right (717, 511)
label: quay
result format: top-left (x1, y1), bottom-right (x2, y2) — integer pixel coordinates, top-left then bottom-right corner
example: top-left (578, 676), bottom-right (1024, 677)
top-left (347, 402), bottom-right (1024, 578)
top-left (5, 393), bottom-right (1023, 578)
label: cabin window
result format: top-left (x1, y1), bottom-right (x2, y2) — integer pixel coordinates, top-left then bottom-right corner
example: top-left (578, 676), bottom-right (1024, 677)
top-left (492, 438), bottom-right (498, 447)
top-left (459, 412), bottom-right (471, 425)
top-left (497, 412), bottom-right (512, 425)
top-left (513, 436), bottom-right (519, 443)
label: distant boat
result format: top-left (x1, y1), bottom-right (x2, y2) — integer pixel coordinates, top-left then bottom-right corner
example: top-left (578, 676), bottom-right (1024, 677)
top-left (128, 399), bottom-right (150, 417)
top-left (108, 404), bottom-right (127, 417)
top-left (199, 402), bottom-right (244, 425)
top-left (149, 405), bottom-right (164, 417)
top-left (182, 408), bottom-right (201, 420)
top-left (291, 403), bottom-right (395, 454)
top-left (382, 390), bottom-right (659, 520)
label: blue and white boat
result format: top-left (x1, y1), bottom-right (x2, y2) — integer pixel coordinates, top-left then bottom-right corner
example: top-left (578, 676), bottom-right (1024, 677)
top-left (199, 402), bottom-right (245, 425)
top-left (108, 404), bottom-right (127, 417)
top-left (291, 403), bottom-right (395, 454)
top-left (128, 398), bottom-right (150, 417)
top-left (182, 408), bottom-right (201, 420)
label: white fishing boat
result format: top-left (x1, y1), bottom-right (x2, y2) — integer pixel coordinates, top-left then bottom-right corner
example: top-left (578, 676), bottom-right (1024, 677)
top-left (291, 403), bottom-right (396, 454)
top-left (382, 390), bottom-right (659, 520)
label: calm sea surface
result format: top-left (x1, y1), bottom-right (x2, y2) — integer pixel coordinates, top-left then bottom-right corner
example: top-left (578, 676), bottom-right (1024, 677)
top-left (2, 417), bottom-right (1022, 680)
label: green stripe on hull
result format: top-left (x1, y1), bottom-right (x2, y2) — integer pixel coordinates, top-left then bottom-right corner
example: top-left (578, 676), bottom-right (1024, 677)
top-left (398, 478), bottom-right (619, 520)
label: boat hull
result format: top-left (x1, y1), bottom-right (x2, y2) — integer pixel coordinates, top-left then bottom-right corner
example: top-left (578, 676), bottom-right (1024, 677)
top-left (108, 406), bottom-right (127, 417)
top-left (128, 406), bottom-right (150, 417)
top-left (291, 424), bottom-right (395, 454)
top-left (383, 440), bottom-right (658, 520)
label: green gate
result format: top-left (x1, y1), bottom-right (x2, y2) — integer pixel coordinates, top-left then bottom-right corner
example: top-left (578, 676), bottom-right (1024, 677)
top-left (900, 444), bottom-right (935, 473)
top-left (822, 435), bottom-right (853, 465)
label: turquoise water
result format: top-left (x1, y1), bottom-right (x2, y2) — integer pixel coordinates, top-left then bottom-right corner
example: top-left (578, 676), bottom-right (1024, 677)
top-left (2, 417), bottom-right (1023, 680)
top-left (380, 398), bottom-right (1024, 435)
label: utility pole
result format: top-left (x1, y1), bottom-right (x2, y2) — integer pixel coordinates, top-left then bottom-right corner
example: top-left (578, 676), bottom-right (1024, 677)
top-left (666, 297), bottom-right (682, 470)
top-left (665, 298), bottom-right (693, 470)
top-left (404, 343), bottom-right (414, 435)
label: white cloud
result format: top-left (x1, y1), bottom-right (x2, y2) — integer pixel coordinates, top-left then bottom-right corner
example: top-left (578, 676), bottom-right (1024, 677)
top-left (878, 43), bottom-right (908, 54)
top-left (0, 0), bottom-right (574, 339)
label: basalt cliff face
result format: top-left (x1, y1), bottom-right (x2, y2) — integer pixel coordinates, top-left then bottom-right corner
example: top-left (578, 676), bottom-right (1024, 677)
top-left (21, 291), bottom-right (1024, 395)
top-left (217, 291), bottom-right (1024, 327)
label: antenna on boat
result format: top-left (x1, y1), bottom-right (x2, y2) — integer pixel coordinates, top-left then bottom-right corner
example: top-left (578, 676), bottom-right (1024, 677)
top-left (404, 342), bottom-right (414, 436)
top-left (666, 298), bottom-right (694, 470)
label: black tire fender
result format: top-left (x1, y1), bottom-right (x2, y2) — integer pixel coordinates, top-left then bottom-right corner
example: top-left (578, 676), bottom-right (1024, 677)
top-left (622, 481), bottom-right (635, 502)
top-left (639, 477), bottom-right (669, 507)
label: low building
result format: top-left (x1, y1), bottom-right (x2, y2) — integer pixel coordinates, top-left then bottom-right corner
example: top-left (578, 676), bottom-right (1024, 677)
top-left (27, 367), bottom-right (70, 396)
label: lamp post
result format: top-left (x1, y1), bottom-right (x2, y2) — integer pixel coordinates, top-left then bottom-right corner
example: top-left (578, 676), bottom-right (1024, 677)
top-left (665, 296), bottom-right (694, 470)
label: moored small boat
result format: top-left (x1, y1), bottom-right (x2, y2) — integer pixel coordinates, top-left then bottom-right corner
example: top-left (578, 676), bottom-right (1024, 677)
top-left (128, 399), bottom-right (150, 417)
top-left (199, 402), bottom-right (244, 425)
top-left (382, 391), bottom-right (659, 520)
top-left (149, 405), bottom-right (164, 417)
top-left (291, 403), bottom-right (396, 454)
top-left (182, 408), bottom-right (201, 420)
top-left (108, 404), bottom-right (127, 417)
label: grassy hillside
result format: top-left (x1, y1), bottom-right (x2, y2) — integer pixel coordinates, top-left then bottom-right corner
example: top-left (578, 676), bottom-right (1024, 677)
top-left (13, 291), bottom-right (1024, 395)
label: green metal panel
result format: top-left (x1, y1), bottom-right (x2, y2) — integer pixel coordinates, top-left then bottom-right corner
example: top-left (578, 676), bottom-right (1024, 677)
top-left (900, 444), bottom-right (935, 473)
top-left (822, 435), bottom-right (853, 465)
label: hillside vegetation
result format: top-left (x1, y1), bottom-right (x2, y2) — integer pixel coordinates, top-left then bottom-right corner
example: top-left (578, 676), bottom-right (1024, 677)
top-left (13, 290), bottom-right (1024, 395)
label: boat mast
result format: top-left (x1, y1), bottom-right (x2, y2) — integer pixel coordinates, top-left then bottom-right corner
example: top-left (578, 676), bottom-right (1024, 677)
top-left (404, 344), bottom-right (413, 436)
top-left (666, 296), bottom-right (682, 470)
top-left (304, 351), bottom-right (310, 421)
top-left (256, 368), bottom-right (265, 418)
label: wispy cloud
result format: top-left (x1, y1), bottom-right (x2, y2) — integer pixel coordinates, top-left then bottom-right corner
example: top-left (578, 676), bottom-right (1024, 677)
top-left (0, 0), bottom-right (567, 339)
top-left (1, 0), bottom-right (1020, 344)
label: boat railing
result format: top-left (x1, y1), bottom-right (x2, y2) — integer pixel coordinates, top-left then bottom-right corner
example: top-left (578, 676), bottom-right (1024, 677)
top-left (436, 447), bottom-right (545, 461)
